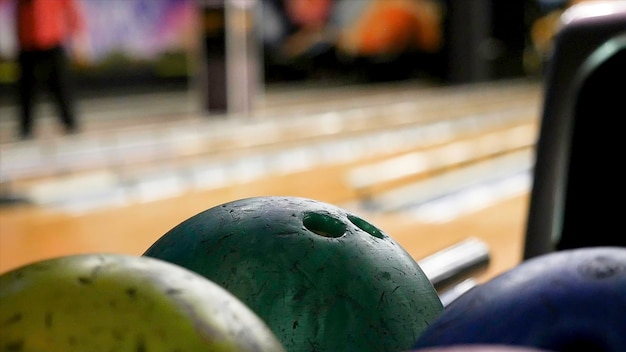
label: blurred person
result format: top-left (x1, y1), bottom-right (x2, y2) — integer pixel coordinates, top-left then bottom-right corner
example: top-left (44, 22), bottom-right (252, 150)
top-left (11, 0), bottom-right (89, 140)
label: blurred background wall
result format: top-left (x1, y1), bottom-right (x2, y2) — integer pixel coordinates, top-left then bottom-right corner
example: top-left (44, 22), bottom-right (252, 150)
top-left (0, 0), bottom-right (577, 105)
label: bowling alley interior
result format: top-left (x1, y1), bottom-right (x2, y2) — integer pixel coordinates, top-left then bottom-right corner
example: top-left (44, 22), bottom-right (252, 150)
top-left (1, 0), bottom-right (625, 350)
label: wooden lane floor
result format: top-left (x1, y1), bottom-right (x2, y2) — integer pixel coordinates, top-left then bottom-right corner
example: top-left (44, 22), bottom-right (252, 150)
top-left (0, 78), bottom-right (541, 279)
top-left (0, 187), bottom-right (529, 284)
top-left (0, 185), bottom-right (529, 284)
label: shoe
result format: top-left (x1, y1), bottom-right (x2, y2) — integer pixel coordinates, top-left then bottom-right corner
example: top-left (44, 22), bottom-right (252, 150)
top-left (65, 125), bottom-right (80, 135)
top-left (19, 131), bottom-right (33, 141)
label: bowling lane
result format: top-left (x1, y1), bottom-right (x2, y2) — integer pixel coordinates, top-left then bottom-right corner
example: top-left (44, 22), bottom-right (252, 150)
top-left (0, 78), bottom-right (540, 280)
top-left (2, 81), bottom-right (539, 207)
top-left (1, 78), bottom-right (539, 182)
top-left (0, 138), bottom-right (532, 280)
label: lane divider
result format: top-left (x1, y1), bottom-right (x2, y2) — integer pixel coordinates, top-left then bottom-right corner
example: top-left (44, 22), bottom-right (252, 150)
top-left (21, 109), bottom-right (537, 213)
top-left (346, 123), bottom-right (537, 194)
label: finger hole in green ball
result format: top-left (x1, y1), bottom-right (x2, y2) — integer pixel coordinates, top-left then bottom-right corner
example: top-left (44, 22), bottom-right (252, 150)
top-left (303, 212), bottom-right (347, 238)
top-left (347, 214), bottom-right (385, 239)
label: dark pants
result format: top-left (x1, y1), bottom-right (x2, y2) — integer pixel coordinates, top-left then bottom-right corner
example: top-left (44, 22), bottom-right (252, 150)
top-left (17, 45), bottom-right (78, 138)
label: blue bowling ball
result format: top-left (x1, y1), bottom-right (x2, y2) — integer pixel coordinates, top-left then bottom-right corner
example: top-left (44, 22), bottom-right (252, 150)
top-left (411, 345), bottom-right (553, 352)
top-left (413, 246), bottom-right (626, 352)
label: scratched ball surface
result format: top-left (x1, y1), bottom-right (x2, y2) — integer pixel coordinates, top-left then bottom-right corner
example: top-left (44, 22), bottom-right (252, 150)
top-left (144, 196), bottom-right (443, 352)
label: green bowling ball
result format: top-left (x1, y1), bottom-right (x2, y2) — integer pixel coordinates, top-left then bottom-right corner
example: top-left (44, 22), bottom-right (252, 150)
top-left (143, 196), bottom-right (443, 352)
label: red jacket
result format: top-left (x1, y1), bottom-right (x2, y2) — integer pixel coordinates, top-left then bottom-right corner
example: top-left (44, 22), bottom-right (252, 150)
top-left (16, 0), bottom-right (85, 51)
